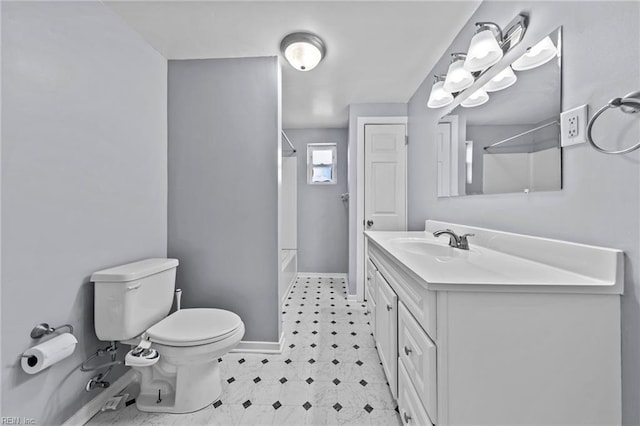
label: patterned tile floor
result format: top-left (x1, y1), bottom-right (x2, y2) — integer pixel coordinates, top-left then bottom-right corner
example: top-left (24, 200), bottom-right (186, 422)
top-left (88, 275), bottom-right (401, 425)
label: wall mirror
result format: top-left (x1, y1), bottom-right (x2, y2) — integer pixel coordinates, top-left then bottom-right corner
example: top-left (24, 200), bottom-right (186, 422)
top-left (437, 27), bottom-right (562, 197)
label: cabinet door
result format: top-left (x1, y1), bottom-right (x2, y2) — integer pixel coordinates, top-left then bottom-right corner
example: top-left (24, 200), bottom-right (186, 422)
top-left (399, 302), bottom-right (437, 422)
top-left (366, 286), bottom-right (376, 335)
top-left (375, 271), bottom-right (398, 399)
top-left (398, 359), bottom-right (434, 426)
top-left (366, 257), bottom-right (377, 302)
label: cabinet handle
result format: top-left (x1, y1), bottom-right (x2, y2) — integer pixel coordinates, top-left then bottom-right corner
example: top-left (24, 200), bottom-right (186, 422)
top-left (403, 412), bottom-right (412, 423)
top-left (386, 304), bottom-right (392, 311)
top-left (404, 346), bottom-right (412, 356)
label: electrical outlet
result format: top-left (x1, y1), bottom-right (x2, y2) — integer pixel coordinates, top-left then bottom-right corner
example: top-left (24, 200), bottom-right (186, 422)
top-left (560, 104), bottom-right (588, 147)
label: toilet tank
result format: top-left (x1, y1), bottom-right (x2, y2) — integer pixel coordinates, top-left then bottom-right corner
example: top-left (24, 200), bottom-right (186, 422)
top-left (92, 258), bottom-right (179, 341)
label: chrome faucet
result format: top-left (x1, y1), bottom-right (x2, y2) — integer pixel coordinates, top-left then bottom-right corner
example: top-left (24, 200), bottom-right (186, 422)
top-left (433, 229), bottom-right (474, 250)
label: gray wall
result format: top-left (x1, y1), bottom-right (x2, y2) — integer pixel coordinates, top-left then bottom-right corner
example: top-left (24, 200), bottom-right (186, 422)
top-left (466, 124), bottom-right (532, 194)
top-left (1, 1), bottom-right (167, 423)
top-left (284, 128), bottom-right (349, 273)
top-left (407, 2), bottom-right (640, 424)
top-left (168, 57), bottom-right (281, 343)
top-left (347, 103), bottom-right (408, 294)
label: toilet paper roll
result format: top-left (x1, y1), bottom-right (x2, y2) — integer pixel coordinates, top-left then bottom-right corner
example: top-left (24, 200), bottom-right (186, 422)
top-left (21, 333), bottom-right (78, 374)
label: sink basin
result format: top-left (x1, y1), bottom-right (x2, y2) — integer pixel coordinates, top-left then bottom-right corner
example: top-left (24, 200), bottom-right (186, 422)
top-left (388, 237), bottom-right (461, 259)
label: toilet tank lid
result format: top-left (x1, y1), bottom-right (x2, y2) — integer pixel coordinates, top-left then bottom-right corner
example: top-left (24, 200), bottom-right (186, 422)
top-left (91, 258), bottom-right (179, 283)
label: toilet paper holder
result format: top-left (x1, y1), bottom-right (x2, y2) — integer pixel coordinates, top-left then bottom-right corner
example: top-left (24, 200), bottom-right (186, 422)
top-left (29, 323), bottom-right (74, 340)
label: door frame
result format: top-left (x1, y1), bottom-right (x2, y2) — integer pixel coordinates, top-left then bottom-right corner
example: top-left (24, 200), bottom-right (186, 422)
top-left (356, 116), bottom-right (408, 302)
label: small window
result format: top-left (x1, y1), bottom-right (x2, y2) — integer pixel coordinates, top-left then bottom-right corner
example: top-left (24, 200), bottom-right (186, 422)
top-left (307, 143), bottom-right (337, 184)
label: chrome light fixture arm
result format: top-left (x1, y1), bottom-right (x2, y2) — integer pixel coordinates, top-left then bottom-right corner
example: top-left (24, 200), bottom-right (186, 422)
top-left (475, 22), bottom-right (503, 43)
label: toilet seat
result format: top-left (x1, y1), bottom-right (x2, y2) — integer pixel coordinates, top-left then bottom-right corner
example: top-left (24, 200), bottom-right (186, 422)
top-left (147, 308), bottom-right (242, 347)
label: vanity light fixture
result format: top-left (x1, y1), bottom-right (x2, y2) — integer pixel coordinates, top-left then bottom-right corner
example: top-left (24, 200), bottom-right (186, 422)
top-left (428, 13), bottom-right (528, 109)
top-left (280, 32), bottom-right (326, 72)
top-left (511, 35), bottom-right (557, 71)
top-left (483, 66), bottom-right (518, 92)
top-left (443, 53), bottom-right (474, 93)
top-left (461, 88), bottom-right (489, 108)
top-left (464, 23), bottom-right (504, 72)
top-left (427, 75), bottom-right (454, 109)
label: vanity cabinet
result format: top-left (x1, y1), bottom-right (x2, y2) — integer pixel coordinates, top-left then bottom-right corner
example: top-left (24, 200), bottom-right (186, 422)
top-left (366, 222), bottom-right (623, 426)
top-left (374, 271), bottom-right (398, 399)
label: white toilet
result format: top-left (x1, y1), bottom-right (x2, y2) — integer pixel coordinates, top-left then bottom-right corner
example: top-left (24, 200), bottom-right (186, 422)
top-left (91, 258), bottom-right (244, 413)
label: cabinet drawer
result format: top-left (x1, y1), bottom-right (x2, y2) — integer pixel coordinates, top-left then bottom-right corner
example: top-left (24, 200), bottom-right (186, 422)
top-left (366, 257), bottom-right (377, 302)
top-left (398, 359), bottom-right (434, 426)
top-left (398, 302), bottom-right (437, 422)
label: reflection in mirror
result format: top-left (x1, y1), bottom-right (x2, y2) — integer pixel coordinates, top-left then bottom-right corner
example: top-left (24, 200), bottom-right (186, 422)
top-left (437, 27), bottom-right (562, 197)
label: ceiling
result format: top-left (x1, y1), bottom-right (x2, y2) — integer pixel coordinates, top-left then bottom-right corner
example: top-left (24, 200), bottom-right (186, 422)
top-left (105, 1), bottom-right (481, 128)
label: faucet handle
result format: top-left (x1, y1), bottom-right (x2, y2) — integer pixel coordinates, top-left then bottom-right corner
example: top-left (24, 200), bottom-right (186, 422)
top-left (458, 233), bottom-right (474, 250)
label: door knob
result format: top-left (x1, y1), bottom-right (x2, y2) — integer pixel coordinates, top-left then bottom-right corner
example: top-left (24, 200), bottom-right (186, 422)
top-left (366, 220), bottom-right (374, 228)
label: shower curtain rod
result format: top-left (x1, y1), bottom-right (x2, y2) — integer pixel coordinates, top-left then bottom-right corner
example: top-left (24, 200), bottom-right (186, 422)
top-left (484, 121), bottom-right (560, 151)
top-left (282, 131), bottom-right (296, 153)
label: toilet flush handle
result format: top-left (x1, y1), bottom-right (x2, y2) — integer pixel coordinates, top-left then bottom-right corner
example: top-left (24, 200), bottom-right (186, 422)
top-left (175, 289), bottom-right (182, 311)
top-left (126, 283), bottom-right (142, 291)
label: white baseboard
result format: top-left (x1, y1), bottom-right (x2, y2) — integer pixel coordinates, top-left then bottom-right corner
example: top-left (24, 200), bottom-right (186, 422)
top-left (62, 370), bottom-right (137, 426)
top-left (231, 332), bottom-right (285, 354)
top-left (281, 275), bottom-right (296, 308)
top-left (297, 272), bottom-right (348, 279)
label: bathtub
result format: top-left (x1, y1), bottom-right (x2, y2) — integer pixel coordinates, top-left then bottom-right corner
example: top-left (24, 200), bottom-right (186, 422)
top-left (280, 249), bottom-right (297, 307)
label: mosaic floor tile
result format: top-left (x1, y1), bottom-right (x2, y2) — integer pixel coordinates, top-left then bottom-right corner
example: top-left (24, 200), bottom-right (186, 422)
top-left (87, 275), bottom-right (401, 426)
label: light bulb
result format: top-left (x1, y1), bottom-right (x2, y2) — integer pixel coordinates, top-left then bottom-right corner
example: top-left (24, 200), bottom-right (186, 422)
top-left (427, 81), bottom-right (454, 108)
top-left (483, 66), bottom-right (517, 92)
top-left (461, 88), bottom-right (489, 108)
top-left (464, 29), bottom-right (503, 72)
top-left (443, 57), bottom-right (474, 92)
top-left (511, 36), bottom-right (557, 71)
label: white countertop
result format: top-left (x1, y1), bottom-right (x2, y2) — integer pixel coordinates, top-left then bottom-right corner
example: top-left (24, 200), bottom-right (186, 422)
top-left (365, 229), bottom-right (622, 292)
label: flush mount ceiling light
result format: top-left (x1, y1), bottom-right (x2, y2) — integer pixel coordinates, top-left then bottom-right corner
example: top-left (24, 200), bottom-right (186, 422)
top-left (427, 75), bottom-right (454, 109)
top-left (483, 66), bottom-right (518, 92)
top-left (443, 53), bottom-right (474, 93)
top-left (461, 88), bottom-right (489, 108)
top-left (280, 32), bottom-right (326, 72)
top-left (511, 36), bottom-right (557, 71)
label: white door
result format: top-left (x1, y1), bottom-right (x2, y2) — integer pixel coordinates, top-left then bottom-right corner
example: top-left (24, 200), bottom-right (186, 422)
top-left (436, 122), bottom-right (452, 197)
top-left (436, 118), bottom-right (460, 197)
top-left (364, 124), bottom-right (407, 231)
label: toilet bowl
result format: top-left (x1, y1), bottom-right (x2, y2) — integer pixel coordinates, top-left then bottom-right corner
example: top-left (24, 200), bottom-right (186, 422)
top-left (91, 258), bottom-right (245, 414)
top-left (131, 308), bottom-right (245, 413)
